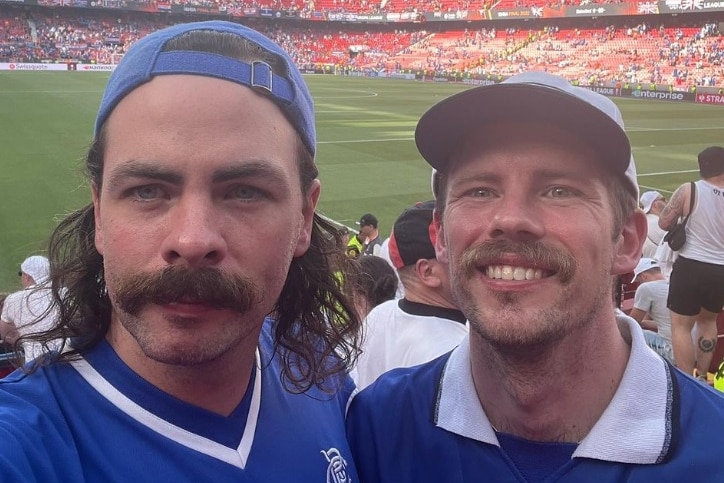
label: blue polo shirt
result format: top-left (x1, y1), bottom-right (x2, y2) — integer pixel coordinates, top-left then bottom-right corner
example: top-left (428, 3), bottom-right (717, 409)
top-left (347, 316), bottom-right (724, 482)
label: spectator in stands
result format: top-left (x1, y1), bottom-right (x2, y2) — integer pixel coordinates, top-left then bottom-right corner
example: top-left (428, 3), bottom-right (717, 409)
top-left (353, 200), bottom-right (467, 390)
top-left (346, 227), bottom-right (365, 259)
top-left (0, 21), bottom-right (362, 481)
top-left (639, 190), bottom-right (667, 258)
top-left (348, 72), bottom-right (724, 482)
top-left (659, 146), bottom-right (724, 381)
top-left (337, 226), bottom-right (351, 249)
top-left (353, 255), bottom-right (399, 320)
top-left (356, 213), bottom-right (383, 256)
top-left (0, 291), bottom-right (19, 378)
top-left (377, 235), bottom-right (405, 300)
top-left (629, 257), bottom-right (674, 363)
top-left (0, 255), bottom-right (61, 363)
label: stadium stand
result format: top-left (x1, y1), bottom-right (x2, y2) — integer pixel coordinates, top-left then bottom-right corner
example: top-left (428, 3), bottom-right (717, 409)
top-left (0, 0), bottom-right (724, 88)
top-left (2, 3), bottom-right (721, 88)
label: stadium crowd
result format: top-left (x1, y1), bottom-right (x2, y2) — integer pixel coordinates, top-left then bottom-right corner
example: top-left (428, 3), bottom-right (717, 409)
top-left (1, 3), bottom-right (723, 87)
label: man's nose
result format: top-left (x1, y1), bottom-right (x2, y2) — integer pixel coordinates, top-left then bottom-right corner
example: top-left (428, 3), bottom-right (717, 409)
top-left (160, 197), bottom-right (227, 267)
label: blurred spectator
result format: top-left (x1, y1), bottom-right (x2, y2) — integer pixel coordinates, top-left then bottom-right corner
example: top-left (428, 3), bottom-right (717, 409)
top-left (356, 213), bottom-right (383, 256)
top-left (0, 292), bottom-right (18, 378)
top-left (346, 228), bottom-right (365, 259)
top-left (0, 256), bottom-right (61, 363)
top-left (659, 146), bottom-right (724, 380)
top-left (640, 190), bottom-right (668, 259)
top-left (377, 236), bottom-right (405, 299)
top-left (353, 201), bottom-right (467, 390)
top-left (629, 258), bottom-right (674, 363)
top-left (353, 255), bottom-right (398, 319)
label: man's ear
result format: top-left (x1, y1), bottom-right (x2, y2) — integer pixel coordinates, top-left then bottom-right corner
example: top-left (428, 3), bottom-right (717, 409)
top-left (294, 179), bottom-right (321, 258)
top-left (92, 183), bottom-right (105, 256)
top-left (433, 208), bottom-right (448, 264)
top-left (415, 259), bottom-right (442, 289)
top-left (612, 210), bottom-right (647, 276)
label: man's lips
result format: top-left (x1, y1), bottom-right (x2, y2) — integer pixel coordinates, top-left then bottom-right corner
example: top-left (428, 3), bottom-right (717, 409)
top-left (158, 301), bottom-right (220, 315)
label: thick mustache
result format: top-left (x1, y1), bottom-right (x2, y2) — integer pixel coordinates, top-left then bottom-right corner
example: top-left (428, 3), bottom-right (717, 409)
top-left (113, 266), bottom-right (261, 316)
top-left (460, 240), bottom-right (577, 283)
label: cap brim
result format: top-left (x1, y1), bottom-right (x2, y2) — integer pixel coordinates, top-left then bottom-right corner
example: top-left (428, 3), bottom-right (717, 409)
top-left (415, 83), bottom-right (631, 177)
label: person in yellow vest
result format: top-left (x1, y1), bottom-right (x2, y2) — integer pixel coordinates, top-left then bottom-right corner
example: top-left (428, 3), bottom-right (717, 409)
top-left (347, 232), bottom-right (364, 259)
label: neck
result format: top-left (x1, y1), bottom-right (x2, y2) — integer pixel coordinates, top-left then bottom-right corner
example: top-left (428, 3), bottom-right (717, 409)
top-left (469, 313), bottom-right (630, 443)
top-left (704, 174), bottom-right (724, 187)
top-left (404, 288), bottom-right (457, 310)
top-left (107, 322), bottom-right (258, 416)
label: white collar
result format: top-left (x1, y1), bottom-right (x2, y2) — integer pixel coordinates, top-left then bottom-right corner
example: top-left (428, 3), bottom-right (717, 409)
top-left (71, 349), bottom-right (262, 469)
top-left (434, 315), bottom-right (672, 464)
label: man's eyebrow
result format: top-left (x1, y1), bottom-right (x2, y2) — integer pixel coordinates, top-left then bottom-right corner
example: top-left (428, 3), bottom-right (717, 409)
top-left (106, 160), bottom-right (183, 189)
top-left (212, 161), bottom-right (291, 188)
top-left (453, 172), bottom-right (501, 185)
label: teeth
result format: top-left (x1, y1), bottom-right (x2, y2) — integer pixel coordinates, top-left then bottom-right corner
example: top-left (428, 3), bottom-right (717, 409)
top-left (501, 266), bottom-right (513, 280)
top-left (513, 267), bottom-right (526, 280)
top-left (486, 265), bottom-right (545, 280)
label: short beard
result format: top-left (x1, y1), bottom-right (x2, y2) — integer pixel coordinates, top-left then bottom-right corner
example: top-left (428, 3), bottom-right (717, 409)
top-left (452, 239), bottom-right (612, 354)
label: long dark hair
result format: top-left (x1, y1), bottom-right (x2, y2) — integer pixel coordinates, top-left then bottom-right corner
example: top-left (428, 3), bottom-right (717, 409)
top-left (23, 29), bottom-right (362, 393)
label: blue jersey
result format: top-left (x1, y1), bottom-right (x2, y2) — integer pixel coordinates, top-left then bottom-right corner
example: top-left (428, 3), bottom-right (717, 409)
top-left (347, 317), bottom-right (724, 482)
top-left (0, 319), bottom-right (357, 482)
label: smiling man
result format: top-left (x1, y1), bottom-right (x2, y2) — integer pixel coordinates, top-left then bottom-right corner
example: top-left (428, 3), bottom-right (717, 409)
top-left (0, 22), bottom-right (360, 482)
top-left (347, 72), bottom-right (724, 482)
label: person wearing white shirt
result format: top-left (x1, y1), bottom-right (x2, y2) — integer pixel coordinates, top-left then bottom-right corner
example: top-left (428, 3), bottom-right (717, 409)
top-left (659, 146), bottom-right (724, 379)
top-left (629, 258), bottom-right (674, 363)
top-left (639, 190), bottom-right (668, 258)
top-left (0, 255), bottom-right (61, 363)
top-left (353, 201), bottom-right (467, 390)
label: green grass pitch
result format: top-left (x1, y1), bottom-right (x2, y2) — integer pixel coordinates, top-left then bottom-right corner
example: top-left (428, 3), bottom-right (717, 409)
top-left (0, 72), bottom-right (720, 292)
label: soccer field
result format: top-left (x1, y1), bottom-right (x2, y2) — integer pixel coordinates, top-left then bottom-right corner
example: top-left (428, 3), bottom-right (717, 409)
top-left (0, 72), bottom-right (721, 292)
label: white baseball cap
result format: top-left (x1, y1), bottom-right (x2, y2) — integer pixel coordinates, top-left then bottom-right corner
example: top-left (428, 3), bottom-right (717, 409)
top-left (632, 257), bottom-right (660, 283)
top-left (20, 255), bottom-right (51, 285)
top-left (417, 71), bottom-right (638, 199)
top-left (639, 190), bottom-right (662, 214)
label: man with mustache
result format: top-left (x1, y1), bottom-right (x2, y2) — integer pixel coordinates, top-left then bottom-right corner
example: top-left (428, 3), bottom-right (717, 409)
top-left (347, 72), bottom-right (724, 481)
top-left (0, 22), bottom-right (360, 482)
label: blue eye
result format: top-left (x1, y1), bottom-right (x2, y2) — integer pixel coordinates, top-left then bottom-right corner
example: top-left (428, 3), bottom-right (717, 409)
top-left (132, 185), bottom-right (161, 201)
top-left (229, 185), bottom-right (265, 201)
top-left (469, 188), bottom-right (493, 198)
top-left (548, 186), bottom-right (573, 198)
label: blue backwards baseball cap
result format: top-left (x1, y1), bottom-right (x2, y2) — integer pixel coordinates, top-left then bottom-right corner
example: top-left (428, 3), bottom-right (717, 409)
top-left (94, 21), bottom-right (315, 156)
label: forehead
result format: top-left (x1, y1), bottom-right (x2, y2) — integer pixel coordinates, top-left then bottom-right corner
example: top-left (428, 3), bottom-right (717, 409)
top-left (101, 74), bottom-right (301, 178)
top-left (448, 121), bottom-right (602, 177)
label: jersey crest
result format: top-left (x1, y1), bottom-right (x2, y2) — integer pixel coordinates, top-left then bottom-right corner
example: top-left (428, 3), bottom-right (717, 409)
top-left (321, 447), bottom-right (351, 483)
